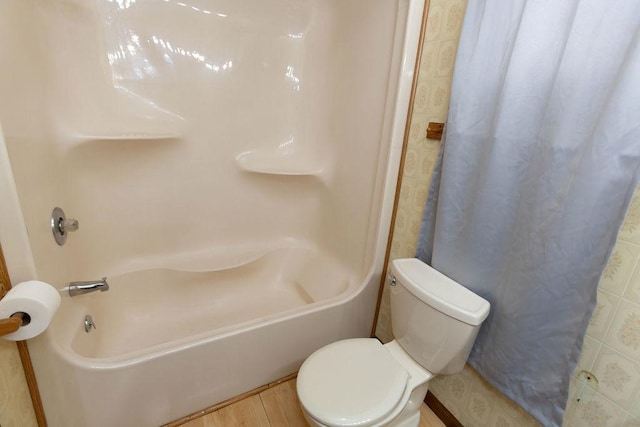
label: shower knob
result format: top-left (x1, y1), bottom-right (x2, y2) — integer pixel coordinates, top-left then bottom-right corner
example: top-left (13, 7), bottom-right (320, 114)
top-left (60, 218), bottom-right (79, 233)
top-left (51, 207), bottom-right (79, 246)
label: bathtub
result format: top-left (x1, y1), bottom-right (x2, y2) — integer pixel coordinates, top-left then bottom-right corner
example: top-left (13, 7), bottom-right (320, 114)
top-left (0, 0), bottom-right (424, 426)
top-left (41, 244), bottom-right (384, 426)
top-left (66, 246), bottom-right (354, 360)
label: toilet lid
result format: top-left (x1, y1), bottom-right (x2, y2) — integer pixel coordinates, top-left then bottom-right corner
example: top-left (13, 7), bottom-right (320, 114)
top-left (297, 338), bottom-right (408, 427)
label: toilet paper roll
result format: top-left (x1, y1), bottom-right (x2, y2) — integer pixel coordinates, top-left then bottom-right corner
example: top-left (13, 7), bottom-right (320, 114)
top-left (0, 280), bottom-right (61, 341)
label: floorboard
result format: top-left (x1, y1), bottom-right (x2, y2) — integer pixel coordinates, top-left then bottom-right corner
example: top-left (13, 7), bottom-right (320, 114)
top-left (181, 379), bottom-right (445, 427)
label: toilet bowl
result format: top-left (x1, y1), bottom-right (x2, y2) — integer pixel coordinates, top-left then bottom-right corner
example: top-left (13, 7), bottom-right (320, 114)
top-left (296, 258), bottom-right (490, 427)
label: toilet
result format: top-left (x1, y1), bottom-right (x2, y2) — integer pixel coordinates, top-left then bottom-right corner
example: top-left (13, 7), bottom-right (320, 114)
top-left (296, 258), bottom-right (490, 427)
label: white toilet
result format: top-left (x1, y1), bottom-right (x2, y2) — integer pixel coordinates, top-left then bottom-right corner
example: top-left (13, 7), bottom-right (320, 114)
top-left (296, 258), bottom-right (491, 427)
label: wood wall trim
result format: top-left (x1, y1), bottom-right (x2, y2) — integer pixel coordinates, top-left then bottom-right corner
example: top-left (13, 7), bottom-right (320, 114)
top-left (425, 391), bottom-right (463, 427)
top-left (163, 372), bottom-right (298, 427)
top-left (371, 0), bottom-right (432, 336)
top-left (0, 243), bottom-right (48, 426)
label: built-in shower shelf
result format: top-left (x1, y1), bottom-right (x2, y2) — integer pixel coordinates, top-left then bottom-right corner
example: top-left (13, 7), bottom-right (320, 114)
top-left (235, 150), bottom-right (324, 176)
top-left (72, 131), bottom-right (182, 143)
top-left (60, 104), bottom-right (185, 144)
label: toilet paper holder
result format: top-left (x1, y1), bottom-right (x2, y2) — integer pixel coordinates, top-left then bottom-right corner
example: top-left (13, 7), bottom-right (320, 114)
top-left (0, 282), bottom-right (28, 337)
top-left (0, 311), bottom-right (30, 337)
top-left (0, 279), bottom-right (61, 341)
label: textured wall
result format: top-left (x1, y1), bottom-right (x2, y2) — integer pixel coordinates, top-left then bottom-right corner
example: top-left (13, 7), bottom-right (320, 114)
top-left (0, 341), bottom-right (37, 426)
top-left (375, 0), bottom-right (640, 425)
top-left (566, 191), bottom-right (640, 426)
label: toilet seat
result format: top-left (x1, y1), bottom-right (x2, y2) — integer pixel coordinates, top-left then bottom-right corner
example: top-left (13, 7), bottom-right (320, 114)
top-left (297, 338), bottom-right (409, 427)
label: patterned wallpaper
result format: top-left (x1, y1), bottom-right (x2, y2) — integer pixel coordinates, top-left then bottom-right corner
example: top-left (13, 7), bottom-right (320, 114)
top-left (567, 191), bottom-right (640, 426)
top-left (0, 341), bottom-right (37, 426)
top-left (375, 0), bottom-right (640, 425)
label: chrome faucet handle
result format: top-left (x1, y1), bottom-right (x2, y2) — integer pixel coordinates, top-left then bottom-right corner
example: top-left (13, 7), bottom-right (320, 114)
top-left (51, 207), bottom-right (79, 246)
top-left (59, 218), bottom-right (79, 233)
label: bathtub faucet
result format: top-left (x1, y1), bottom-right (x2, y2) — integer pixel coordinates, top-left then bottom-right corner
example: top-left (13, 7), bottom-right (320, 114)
top-left (68, 277), bottom-right (109, 297)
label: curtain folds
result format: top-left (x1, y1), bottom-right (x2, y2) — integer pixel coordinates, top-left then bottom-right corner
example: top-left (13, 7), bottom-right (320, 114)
top-left (416, 1), bottom-right (640, 425)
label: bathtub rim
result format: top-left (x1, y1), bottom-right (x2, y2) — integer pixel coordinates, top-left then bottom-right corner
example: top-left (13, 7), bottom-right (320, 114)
top-left (53, 244), bottom-right (361, 364)
top-left (44, 263), bottom-right (377, 369)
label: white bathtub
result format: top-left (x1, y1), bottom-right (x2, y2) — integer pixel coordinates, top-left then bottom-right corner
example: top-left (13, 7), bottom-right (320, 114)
top-left (66, 247), bottom-right (353, 360)
top-left (41, 245), bottom-right (385, 426)
top-left (0, 0), bottom-right (424, 425)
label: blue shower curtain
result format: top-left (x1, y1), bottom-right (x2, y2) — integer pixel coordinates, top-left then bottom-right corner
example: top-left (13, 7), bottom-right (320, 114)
top-left (416, 1), bottom-right (640, 425)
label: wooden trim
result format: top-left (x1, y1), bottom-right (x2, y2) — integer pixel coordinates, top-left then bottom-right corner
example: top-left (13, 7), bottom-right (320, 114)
top-left (371, 0), bottom-right (432, 337)
top-left (0, 243), bottom-right (48, 426)
top-left (163, 372), bottom-right (298, 427)
top-left (425, 391), bottom-right (463, 427)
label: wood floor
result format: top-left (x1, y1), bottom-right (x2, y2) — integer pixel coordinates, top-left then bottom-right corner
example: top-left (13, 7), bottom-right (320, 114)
top-left (181, 379), bottom-right (445, 427)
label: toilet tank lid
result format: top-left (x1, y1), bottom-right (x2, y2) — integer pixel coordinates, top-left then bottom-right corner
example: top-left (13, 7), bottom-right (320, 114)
top-left (391, 258), bottom-right (490, 326)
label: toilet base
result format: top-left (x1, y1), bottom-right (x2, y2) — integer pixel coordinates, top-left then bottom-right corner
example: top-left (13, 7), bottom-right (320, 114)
top-left (386, 383), bottom-right (428, 427)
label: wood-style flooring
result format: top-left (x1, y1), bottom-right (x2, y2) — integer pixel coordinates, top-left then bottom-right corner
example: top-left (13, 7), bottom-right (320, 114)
top-left (181, 379), bottom-right (445, 427)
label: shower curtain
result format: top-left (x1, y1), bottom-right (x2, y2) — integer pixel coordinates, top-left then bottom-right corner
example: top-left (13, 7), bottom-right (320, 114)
top-left (416, 1), bottom-right (640, 425)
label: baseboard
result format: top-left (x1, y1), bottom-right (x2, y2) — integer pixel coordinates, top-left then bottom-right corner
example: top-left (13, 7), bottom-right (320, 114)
top-left (425, 391), bottom-right (463, 427)
top-left (164, 373), bottom-right (298, 426)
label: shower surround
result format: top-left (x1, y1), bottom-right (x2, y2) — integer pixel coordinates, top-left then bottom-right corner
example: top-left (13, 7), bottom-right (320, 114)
top-left (0, 0), bottom-right (424, 425)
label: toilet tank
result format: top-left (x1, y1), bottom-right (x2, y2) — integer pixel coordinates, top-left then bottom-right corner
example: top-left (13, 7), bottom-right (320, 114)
top-left (389, 258), bottom-right (490, 375)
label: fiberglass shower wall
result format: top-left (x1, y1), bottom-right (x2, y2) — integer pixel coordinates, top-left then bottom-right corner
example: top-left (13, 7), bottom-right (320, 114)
top-left (0, 0), bottom-right (401, 286)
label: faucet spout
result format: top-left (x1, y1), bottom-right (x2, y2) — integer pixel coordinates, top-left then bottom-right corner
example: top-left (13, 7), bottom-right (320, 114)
top-left (68, 277), bottom-right (109, 297)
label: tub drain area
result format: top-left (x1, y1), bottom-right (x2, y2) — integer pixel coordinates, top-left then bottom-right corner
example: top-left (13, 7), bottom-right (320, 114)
top-left (84, 315), bottom-right (96, 332)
